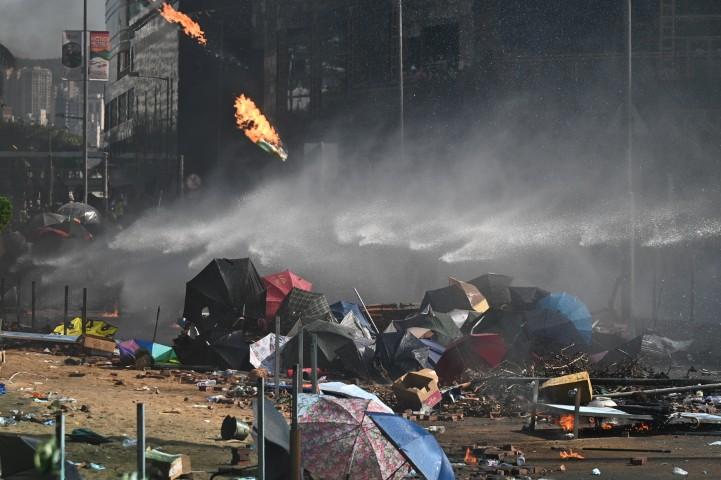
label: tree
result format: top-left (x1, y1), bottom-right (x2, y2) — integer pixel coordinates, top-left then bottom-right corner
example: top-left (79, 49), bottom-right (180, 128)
top-left (0, 196), bottom-right (11, 232)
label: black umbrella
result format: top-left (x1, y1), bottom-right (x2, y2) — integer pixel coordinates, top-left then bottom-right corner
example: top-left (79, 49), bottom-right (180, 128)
top-left (276, 288), bottom-right (335, 335)
top-left (391, 306), bottom-right (462, 347)
top-left (508, 286), bottom-right (550, 311)
top-left (280, 320), bottom-right (360, 370)
top-left (183, 257), bottom-right (267, 331)
top-left (374, 331), bottom-right (431, 379)
top-left (468, 273), bottom-right (513, 307)
top-left (210, 330), bottom-right (251, 370)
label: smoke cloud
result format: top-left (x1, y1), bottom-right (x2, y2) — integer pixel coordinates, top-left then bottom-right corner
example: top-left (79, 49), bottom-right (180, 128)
top-left (0, 0), bottom-right (105, 59)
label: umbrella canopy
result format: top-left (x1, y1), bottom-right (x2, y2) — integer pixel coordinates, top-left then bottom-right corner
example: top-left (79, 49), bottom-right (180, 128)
top-left (26, 212), bottom-right (66, 231)
top-left (391, 306), bottom-right (462, 347)
top-left (508, 286), bottom-right (550, 311)
top-left (277, 288), bottom-right (334, 335)
top-left (253, 398), bottom-right (289, 480)
top-left (524, 308), bottom-right (586, 347)
top-left (280, 320), bottom-right (360, 370)
top-left (319, 382), bottom-right (393, 411)
top-left (536, 292), bottom-right (592, 345)
top-left (183, 258), bottom-right (266, 332)
top-left (262, 270), bottom-right (312, 320)
top-left (375, 331), bottom-right (431, 379)
top-left (467, 273), bottom-right (513, 308)
top-left (57, 202), bottom-right (101, 224)
top-left (298, 394), bottom-right (412, 480)
top-left (0, 434), bottom-right (82, 479)
top-left (419, 338), bottom-right (445, 367)
top-left (210, 330), bottom-right (251, 370)
top-left (118, 339), bottom-right (178, 364)
top-left (34, 220), bottom-right (92, 241)
top-left (368, 412), bottom-right (455, 480)
top-left (435, 333), bottom-right (507, 384)
top-left (421, 278), bottom-right (489, 314)
top-left (332, 301), bottom-right (375, 334)
top-left (249, 333), bottom-right (289, 371)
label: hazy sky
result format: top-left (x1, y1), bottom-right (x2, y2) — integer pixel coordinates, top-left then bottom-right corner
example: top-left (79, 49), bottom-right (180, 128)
top-left (0, 0), bottom-right (105, 59)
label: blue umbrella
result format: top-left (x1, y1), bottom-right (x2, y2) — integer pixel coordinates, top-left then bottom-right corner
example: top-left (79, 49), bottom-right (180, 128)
top-left (368, 412), bottom-right (455, 480)
top-left (536, 292), bottom-right (592, 344)
top-left (330, 301), bottom-right (375, 333)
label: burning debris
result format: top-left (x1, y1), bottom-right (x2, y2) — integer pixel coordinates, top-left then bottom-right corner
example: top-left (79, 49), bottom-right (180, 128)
top-left (159, 3), bottom-right (207, 46)
top-left (234, 95), bottom-right (288, 161)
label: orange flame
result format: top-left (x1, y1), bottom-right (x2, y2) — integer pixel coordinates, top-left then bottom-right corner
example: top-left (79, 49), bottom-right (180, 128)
top-left (101, 307), bottom-right (120, 319)
top-left (464, 447), bottom-right (478, 465)
top-left (634, 422), bottom-right (651, 432)
top-left (234, 95), bottom-right (287, 160)
top-left (558, 414), bottom-right (575, 432)
top-left (159, 3), bottom-right (207, 46)
top-left (559, 449), bottom-right (585, 460)
top-left (601, 422), bottom-right (614, 430)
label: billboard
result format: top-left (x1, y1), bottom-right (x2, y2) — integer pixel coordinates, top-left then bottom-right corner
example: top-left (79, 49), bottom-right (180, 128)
top-left (89, 31), bottom-right (110, 81)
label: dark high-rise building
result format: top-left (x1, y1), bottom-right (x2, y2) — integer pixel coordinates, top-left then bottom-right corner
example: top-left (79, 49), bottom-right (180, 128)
top-left (105, 0), bottom-right (265, 206)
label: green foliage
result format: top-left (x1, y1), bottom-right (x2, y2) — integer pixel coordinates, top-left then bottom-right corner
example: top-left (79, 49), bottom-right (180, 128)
top-left (0, 196), bottom-right (11, 232)
top-left (0, 122), bottom-right (81, 152)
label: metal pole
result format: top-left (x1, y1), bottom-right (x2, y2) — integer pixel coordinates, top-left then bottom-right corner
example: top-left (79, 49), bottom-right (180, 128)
top-left (529, 380), bottom-right (539, 431)
top-left (152, 306), bottom-right (161, 343)
top-left (81, 288), bottom-right (87, 336)
top-left (103, 153), bottom-right (109, 213)
top-left (353, 287), bottom-right (380, 334)
top-left (0, 277), bottom-right (4, 319)
top-left (626, 0), bottom-right (637, 335)
top-left (289, 364), bottom-right (301, 479)
top-left (63, 286), bottom-right (69, 336)
top-left (257, 377), bottom-right (266, 480)
top-left (297, 327), bottom-right (304, 388)
top-left (31, 280), bottom-right (36, 330)
top-left (274, 317), bottom-right (280, 401)
top-left (56, 413), bottom-right (65, 480)
top-left (398, 0), bottom-right (404, 162)
top-left (310, 333), bottom-right (318, 393)
top-left (82, 0), bottom-right (89, 205)
top-left (137, 403), bottom-right (146, 480)
top-left (573, 388), bottom-right (581, 439)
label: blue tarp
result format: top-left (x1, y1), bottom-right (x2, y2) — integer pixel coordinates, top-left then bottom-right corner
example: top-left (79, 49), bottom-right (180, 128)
top-left (536, 292), bottom-right (592, 345)
top-left (368, 412), bottom-right (455, 480)
top-left (330, 301), bottom-right (375, 333)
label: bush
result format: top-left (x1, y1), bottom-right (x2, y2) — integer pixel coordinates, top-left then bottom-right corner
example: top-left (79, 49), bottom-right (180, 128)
top-left (0, 196), bottom-right (11, 232)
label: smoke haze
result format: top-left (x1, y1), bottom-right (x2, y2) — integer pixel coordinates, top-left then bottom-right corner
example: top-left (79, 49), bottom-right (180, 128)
top-left (0, 0), bottom-right (105, 59)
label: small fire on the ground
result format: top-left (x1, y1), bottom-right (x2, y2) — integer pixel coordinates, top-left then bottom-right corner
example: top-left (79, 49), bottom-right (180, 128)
top-left (559, 449), bottom-right (585, 460)
top-left (464, 447), bottom-right (479, 465)
top-left (101, 307), bottom-right (120, 318)
top-left (558, 414), bottom-right (574, 432)
top-left (634, 422), bottom-right (652, 432)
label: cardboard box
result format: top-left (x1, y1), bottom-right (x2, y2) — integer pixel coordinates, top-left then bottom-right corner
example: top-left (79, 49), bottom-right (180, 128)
top-left (539, 371), bottom-right (593, 405)
top-left (79, 334), bottom-right (116, 356)
top-left (392, 368), bottom-right (442, 411)
top-left (146, 449), bottom-right (192, 480)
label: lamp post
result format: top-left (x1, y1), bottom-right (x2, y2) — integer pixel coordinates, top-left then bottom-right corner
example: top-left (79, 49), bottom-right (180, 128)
top-left (128, 72), bottom-right (172, 196)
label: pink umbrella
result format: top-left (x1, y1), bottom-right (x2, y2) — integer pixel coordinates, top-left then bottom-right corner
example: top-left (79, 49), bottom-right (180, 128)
top-left (261, 270), bottom-right (312, 321)
top-left (298, 394), bottom-right (411, 480)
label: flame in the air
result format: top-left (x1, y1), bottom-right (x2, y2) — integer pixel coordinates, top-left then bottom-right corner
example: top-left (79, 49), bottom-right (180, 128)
top-left (558, 414), bottom-right (575, 432)
top-left (634, 422), bottom-right (651, 432)
top-left (234, 94), bottom-right (287, 159)
top-left (464, 447), bottom-right (478, 465)
top-left (159, 3), bottom-right (207, 46)
top-left (101, 307), bottom-right (120, 318)
top-left (559, 449), bottom-right (585, 460)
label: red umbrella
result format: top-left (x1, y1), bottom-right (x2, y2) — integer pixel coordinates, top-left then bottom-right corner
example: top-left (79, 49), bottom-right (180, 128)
top-left (262, 270), bottom-right (312, 320)
top-left (435, 333), bottom-right (507, 385)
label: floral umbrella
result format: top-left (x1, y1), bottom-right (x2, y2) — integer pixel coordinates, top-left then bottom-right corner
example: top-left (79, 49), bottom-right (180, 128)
top-left (298, 394), bottom-right (411, 480)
